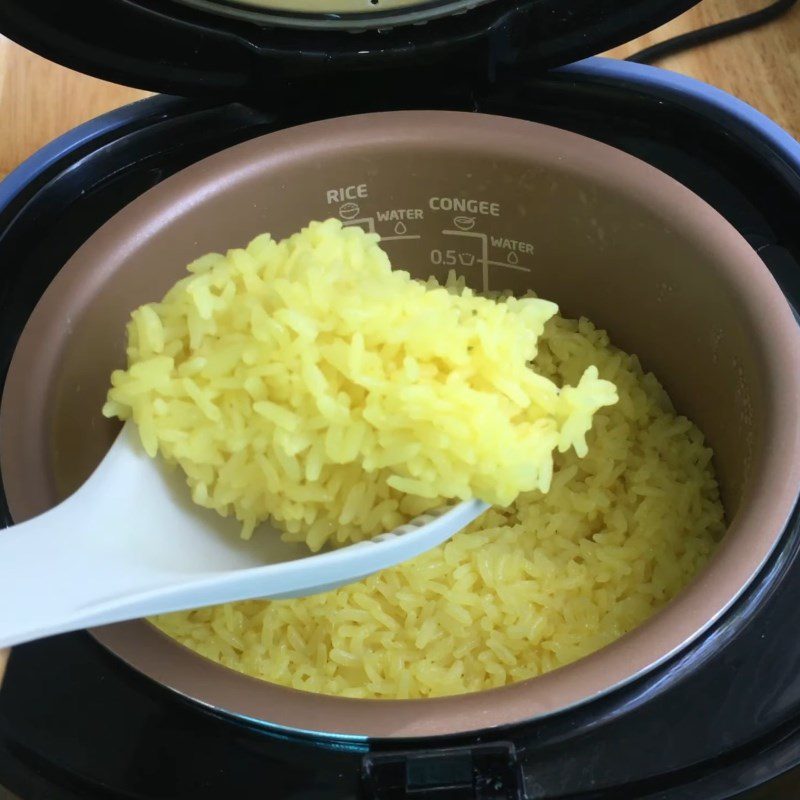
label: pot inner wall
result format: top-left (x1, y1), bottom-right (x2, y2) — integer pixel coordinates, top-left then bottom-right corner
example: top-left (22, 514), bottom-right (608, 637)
top-left (2, 112), bottom-right (798, 739)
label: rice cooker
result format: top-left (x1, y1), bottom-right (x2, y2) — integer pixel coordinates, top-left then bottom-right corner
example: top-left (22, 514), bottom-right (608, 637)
top-left (2, 2), bottom-right (800, 798)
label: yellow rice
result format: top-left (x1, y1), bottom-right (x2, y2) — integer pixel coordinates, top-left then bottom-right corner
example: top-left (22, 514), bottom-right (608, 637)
top-left (104, 218), bottom-right (723, 699)
top-left (154, 312), bottom-right (725, 699)
top-left (103, 219), bottom-right (616, 550)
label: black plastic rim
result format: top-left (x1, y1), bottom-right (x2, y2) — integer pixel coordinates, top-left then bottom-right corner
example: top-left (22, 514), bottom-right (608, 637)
top-left (0, 0), bottom-right (700, 98)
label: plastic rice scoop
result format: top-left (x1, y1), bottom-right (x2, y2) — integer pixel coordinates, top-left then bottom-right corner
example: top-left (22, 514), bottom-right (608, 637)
top-left (0, 421), bottom-right (488, 648)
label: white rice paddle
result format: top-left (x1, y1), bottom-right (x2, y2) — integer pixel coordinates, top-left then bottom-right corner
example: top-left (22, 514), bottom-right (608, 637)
top-left (0, 422), bottom-right (488, 648)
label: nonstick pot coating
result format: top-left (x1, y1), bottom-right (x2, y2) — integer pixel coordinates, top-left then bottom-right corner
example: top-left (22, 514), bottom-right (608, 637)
top-left (1, 111), bottom-right (799, 739)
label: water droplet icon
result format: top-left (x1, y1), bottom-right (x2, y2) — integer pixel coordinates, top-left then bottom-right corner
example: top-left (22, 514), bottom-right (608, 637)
top-left (394, 221), bottom-right (407, 235)
top-left (508, 251), bottom-right (519, 265)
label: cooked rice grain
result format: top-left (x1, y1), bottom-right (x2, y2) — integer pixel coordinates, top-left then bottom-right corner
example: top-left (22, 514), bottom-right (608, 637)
top-left (154, 313), bottom-right (725, 699)
top-left (103, 219), bottom-right (616, 550)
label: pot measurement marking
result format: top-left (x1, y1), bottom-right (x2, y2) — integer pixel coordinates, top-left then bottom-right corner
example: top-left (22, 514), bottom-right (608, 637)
top-left (342, 215), bottom-right (421, 242)
top-left (342, 216), bottom-right (376, 233)
top-left (441, 229), bottom-right (530, 293)
top-left (327, 184), bottom-right (421, 241)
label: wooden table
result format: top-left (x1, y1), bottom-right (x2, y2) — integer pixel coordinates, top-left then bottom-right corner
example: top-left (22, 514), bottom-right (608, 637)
top-left (0, 0), bottom-right (798, 181)
top-left (607, 0), bottom-right (800, 138)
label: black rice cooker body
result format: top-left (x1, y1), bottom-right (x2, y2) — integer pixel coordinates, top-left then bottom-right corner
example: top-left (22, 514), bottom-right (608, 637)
top-left (1, 62), bottom-right (800, 799)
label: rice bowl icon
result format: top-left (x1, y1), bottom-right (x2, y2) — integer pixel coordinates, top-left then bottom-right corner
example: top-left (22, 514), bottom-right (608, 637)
top-left (339, 202), bottom-right (360, 220)
top-left (454, 216), bottom-right (476, 231)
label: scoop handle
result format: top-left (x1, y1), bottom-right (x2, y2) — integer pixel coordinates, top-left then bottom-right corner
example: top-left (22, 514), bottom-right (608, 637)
top-left (0, 493), bottom-right (491, 648)
top-left (0, 422), bottom-right (492, 648)
top-left (0, 425), bottom-right (176, 647)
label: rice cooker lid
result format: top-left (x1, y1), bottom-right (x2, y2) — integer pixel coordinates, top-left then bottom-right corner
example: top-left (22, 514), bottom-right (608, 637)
top-left (0, 0), bottom-right (698, 98)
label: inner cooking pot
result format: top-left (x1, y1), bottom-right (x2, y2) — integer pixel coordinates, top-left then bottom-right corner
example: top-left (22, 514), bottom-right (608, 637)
top-left (2, 111), bottom-right (799, 740)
